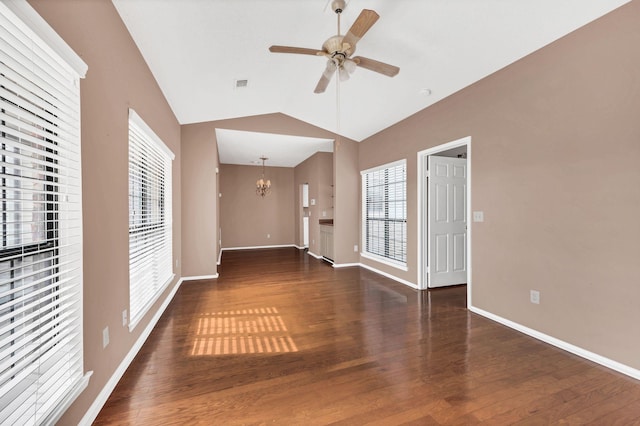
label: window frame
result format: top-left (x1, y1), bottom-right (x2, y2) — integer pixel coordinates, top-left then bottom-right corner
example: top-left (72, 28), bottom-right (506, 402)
top-left (0, 1), bottom-right (89, 424)
top-left (127, 109), bottom-right (175, 331)
top-left (361, 159), bottom-right (408, 271)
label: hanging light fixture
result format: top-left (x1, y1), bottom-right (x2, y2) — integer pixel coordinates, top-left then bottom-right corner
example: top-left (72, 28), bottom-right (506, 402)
top-left (256, 156), bottom-right (271, 197)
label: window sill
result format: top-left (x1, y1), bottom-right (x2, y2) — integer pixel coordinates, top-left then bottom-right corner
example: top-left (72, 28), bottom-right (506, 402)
top-left (360, 252), bottom-right (408, 271)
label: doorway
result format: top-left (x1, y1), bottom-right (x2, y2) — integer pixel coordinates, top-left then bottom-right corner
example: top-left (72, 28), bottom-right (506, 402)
top-left (418, 137), bottom-right (471, 303)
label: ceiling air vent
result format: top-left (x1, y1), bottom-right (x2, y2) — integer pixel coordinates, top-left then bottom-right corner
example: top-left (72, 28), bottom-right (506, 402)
top-left (234, 79), bottom-right (249, 89)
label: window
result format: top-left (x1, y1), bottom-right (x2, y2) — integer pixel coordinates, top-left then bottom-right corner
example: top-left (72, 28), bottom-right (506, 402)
top-left (128, 109), bottom-right (174, 330)
top-left (0, 2), bottom-right (87, 424)
top-left (362, 160), bottom-right (407, 267)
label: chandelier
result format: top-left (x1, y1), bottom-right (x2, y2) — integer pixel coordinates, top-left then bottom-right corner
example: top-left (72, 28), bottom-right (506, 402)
top-left (256, 156), bottom-right (271, 197)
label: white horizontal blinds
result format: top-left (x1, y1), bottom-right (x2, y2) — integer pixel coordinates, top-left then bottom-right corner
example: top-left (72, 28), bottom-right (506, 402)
top-left (128, 111), bottom-right (173, 329)
top-left (363, 161), bottom-right (407, 263)
top-left (0, 3), bottom-right (83, 426)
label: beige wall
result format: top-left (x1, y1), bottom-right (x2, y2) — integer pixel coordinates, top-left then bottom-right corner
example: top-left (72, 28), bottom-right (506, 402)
top-left (27, 1), bottom-right (183, 424)
top-left (181, 123), bottom-right (219, 277)
top-left (220, 164), bottom-right (295, 248)
top-left (358, 2), bottom-right (640, 369)
top-left (294, 152), bottom-right (334, 253)
top-left (334, 138), bottom-right (360, 264)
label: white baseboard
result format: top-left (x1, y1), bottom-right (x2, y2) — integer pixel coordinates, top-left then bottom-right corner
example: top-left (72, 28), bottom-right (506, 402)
top-left (222, 244), bottom-right (296, 251)
top-left (307, 251), bottom-right (322, 259)
top-left (469, 306), bottom-right (640, 381)
top-left (79, 277), bottom-right (185, 426)
top-left (182, 274), bottom-right (219, 281)
top-left (359, 263), bottom-right (418, 289)
top-left (333, 262), bottom-right (360, 268)
top-left (217, 249), bottom-right (222, 265)
top-left (294, 245), bottom-right (308, 250)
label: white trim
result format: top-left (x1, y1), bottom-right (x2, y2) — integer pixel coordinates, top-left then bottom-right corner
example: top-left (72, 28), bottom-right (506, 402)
top-left (217, 249), bottom-right (222, 265)
top-left (1, 0), bottom-right (88, 77)
top-left (294, 245), bottom-right (308, 250)
top-left (79, 277), bottom-right (184, 426)
top-left (416, 136), bottom-right (472, 306)
top-left (360, 158), bottom-right (406, 175)
top-left (128, 109), bottom-right (175, 160)
top-left (360, 252), bottom-right (409, 271)
top-left (221, 244), bottom-right (296, 251)
top-left (182, 274), bottom-right (219, 281)
top-left (45, 372), bottom-right (92, 426)
top-left (469, 306), bottom-right (640, 381)
top-left (332, 262), bottom-right (360, 268)
top-left (359, 263), bottom-right (418, 289)
top-left (307, 251), bottom-right (322, 259)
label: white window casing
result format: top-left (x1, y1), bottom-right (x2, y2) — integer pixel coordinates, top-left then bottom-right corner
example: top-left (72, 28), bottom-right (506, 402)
top-left (128, 109), bottom-right (174, 331)
top-left (361, 159), bottom-right (407, 269)
top-left (0, 1), bottom-right (89, 424)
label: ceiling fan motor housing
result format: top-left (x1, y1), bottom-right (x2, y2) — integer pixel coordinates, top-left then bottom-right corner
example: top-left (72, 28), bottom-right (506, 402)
top-left (331, 0), bottom-right (346, 14)
top-left (323, 35), bottom-right (354, 58)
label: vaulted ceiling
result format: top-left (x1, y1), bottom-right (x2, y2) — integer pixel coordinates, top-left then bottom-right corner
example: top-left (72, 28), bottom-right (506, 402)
top-left (112, 0), bottom-right (629, 165)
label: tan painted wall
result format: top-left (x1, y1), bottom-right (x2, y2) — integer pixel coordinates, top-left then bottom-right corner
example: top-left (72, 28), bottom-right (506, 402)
top-left (359, 2), bottom-right (640, 369)
top-left (294, 152), bottom-right (334, 254)
top-left (181, 123), bottom-right (219, 277)
top-left (27, 1), bottom-right (182, 424)
top-left (220, 164), bottom-right (295, 248)
top-left (334, 138), bottom-right (360, 264)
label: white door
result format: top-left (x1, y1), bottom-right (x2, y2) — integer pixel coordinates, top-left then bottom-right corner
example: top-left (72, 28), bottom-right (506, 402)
top-left (303, 216), bottom-right (309, 247)
top-left (428, 156), bottom-right (467, 287)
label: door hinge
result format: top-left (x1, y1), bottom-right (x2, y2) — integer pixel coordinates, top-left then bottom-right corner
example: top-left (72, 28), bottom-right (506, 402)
top-left (425, 170), bottom-right (430, 178)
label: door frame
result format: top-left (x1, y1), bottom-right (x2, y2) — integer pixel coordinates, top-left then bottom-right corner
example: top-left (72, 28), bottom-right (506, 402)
top-left (417, 136), bottom-right (472, 307)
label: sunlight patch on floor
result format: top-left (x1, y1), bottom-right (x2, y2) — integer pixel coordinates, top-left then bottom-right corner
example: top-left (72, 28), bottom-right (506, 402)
top-left (190, 307), bottom-right (298, 355)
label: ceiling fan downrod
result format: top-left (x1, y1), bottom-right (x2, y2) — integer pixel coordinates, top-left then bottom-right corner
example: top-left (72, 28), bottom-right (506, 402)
top-left (332, 0), bottom-right (345, 35)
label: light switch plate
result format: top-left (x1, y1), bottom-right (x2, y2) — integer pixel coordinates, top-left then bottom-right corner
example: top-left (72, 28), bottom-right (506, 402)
top-left (102, 326), bottom-right (109, 348)
top-left (530, 290), bottom-right (540, 304)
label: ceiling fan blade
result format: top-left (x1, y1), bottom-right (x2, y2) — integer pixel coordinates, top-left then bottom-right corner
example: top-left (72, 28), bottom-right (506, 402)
top-left (341, 9), bottom-right (379, 50)
top-left (269, 45), bottom-right (324, 56)
top-left (314, 61), bottom-right (337, 93)
top-left (352, 56), bottom-right (399, 77)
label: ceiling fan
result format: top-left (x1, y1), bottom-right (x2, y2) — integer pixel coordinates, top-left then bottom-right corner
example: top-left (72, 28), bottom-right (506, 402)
top-left (269, 0), bottom-right (400, 94)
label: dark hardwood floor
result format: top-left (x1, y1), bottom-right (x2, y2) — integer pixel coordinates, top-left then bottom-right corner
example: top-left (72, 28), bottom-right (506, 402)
top-left (94, 248), bottom-right (640, 425)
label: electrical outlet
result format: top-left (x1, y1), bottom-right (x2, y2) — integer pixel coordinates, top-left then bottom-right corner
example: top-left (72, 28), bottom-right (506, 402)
top-left (473, 211), bottom-right (484, 222)
top-left (122, 310), bottom-right (128, 327)
top-left (175, 259), bottom-right (179, 268)
top-left (267, 233), bottom-right (271, 239)
top-left (530, 290), bottom-right (540, 305)
top-left (354, 245), bottom-right (358, 252)
top-left (102, 326), bottom-right (110, 348)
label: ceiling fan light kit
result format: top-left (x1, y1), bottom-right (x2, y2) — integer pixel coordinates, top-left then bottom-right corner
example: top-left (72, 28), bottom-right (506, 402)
top-left (269, 0), bottom-right (399, 93)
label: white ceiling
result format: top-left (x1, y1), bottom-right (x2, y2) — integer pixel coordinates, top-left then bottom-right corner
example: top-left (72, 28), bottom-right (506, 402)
top-left (112, 0), bottom-right (629, 166)
top-left (215, 129), bottom-right (333, 167)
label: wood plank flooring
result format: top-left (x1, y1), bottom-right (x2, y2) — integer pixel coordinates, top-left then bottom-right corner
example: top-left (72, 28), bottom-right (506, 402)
top-left (94, 248), bottom-right (640, 425)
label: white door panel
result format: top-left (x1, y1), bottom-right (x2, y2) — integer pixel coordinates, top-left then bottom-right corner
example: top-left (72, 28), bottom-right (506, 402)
top-left (428, 155), bottom-right (467, 287)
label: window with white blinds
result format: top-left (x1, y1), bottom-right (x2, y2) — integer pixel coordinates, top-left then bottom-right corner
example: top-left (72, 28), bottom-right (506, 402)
top-left (128, 109), bottom-right (174, 330)
top-left (0, 2), bottom-right (87, 425)
top-left (362, 160), bottom-right (407, 266)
